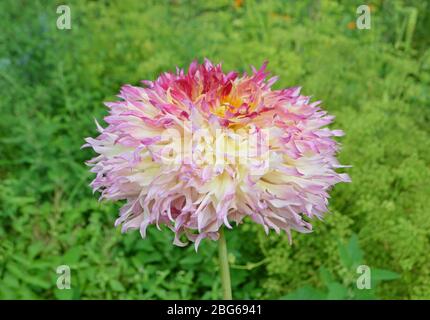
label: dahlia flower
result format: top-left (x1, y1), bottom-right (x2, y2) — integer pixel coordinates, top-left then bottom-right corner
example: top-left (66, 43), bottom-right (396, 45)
top-left (84, 59), bottom-right (350, 250)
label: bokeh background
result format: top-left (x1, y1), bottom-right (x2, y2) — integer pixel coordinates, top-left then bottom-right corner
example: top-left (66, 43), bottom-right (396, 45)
top-left (1, 0), bottom-right (429, 299)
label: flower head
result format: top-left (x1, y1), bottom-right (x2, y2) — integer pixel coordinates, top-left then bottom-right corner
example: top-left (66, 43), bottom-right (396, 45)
top-left (84, 59), bottom-right (350, 249)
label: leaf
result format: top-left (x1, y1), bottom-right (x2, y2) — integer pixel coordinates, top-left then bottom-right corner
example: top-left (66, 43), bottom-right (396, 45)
top-left (281, 285), bottom-right (326, 300)
top-left (230, 269), bottom-right (248, 286)
top-left (27, 242), bottom-right (45, 259)
top-left (347, 234), bottom-right (363, 265)
top-left (352, 288), bottom-right (377, 300)
top-left (54, 288), bottom-right (75, 300)
top-left (6, 263), bottom-right (50, 289)
top-left (319, 267), bottom-right (335, 286)
top-left (179, 254), bottom-right (203, 266)
top-left (371, 268), bottom-right (400, 282)
top-left (141, 251), bottom-right (163, 264)
top-left (338, 243), bottom-right (352, 268)
top-left (338, 234), bottom-right (363, 269)
top-left (110, 279), bottom-right (126, 292)
top-left (326, 282), bottom-right (348, 300)
top-left (2, 274), bottom-right (20, 288)
top-left (63, 247), bottom-right (82, 265)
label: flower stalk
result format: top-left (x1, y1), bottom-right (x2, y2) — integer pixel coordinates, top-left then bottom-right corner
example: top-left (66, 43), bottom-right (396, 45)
top-left (218, 227), bottom-right (232, 300)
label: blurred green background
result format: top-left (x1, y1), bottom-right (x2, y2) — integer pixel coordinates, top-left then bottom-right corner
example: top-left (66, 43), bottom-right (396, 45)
top-left (1, 0), bottom-right (429, 299)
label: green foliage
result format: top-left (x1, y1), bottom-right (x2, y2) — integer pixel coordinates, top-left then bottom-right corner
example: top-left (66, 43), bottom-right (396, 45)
top-left (282, 235), bottom-right (400, 300)
top-left (0, 0), bottom-right (429, 299)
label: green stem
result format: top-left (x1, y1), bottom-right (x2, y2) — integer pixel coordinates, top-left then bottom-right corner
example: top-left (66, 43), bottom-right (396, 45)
top-left (218, 228), bottom-right (232, 300)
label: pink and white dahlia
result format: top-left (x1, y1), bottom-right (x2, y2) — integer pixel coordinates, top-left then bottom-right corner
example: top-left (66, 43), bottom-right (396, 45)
top-left (84, 59), bottom-right (350, 249)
